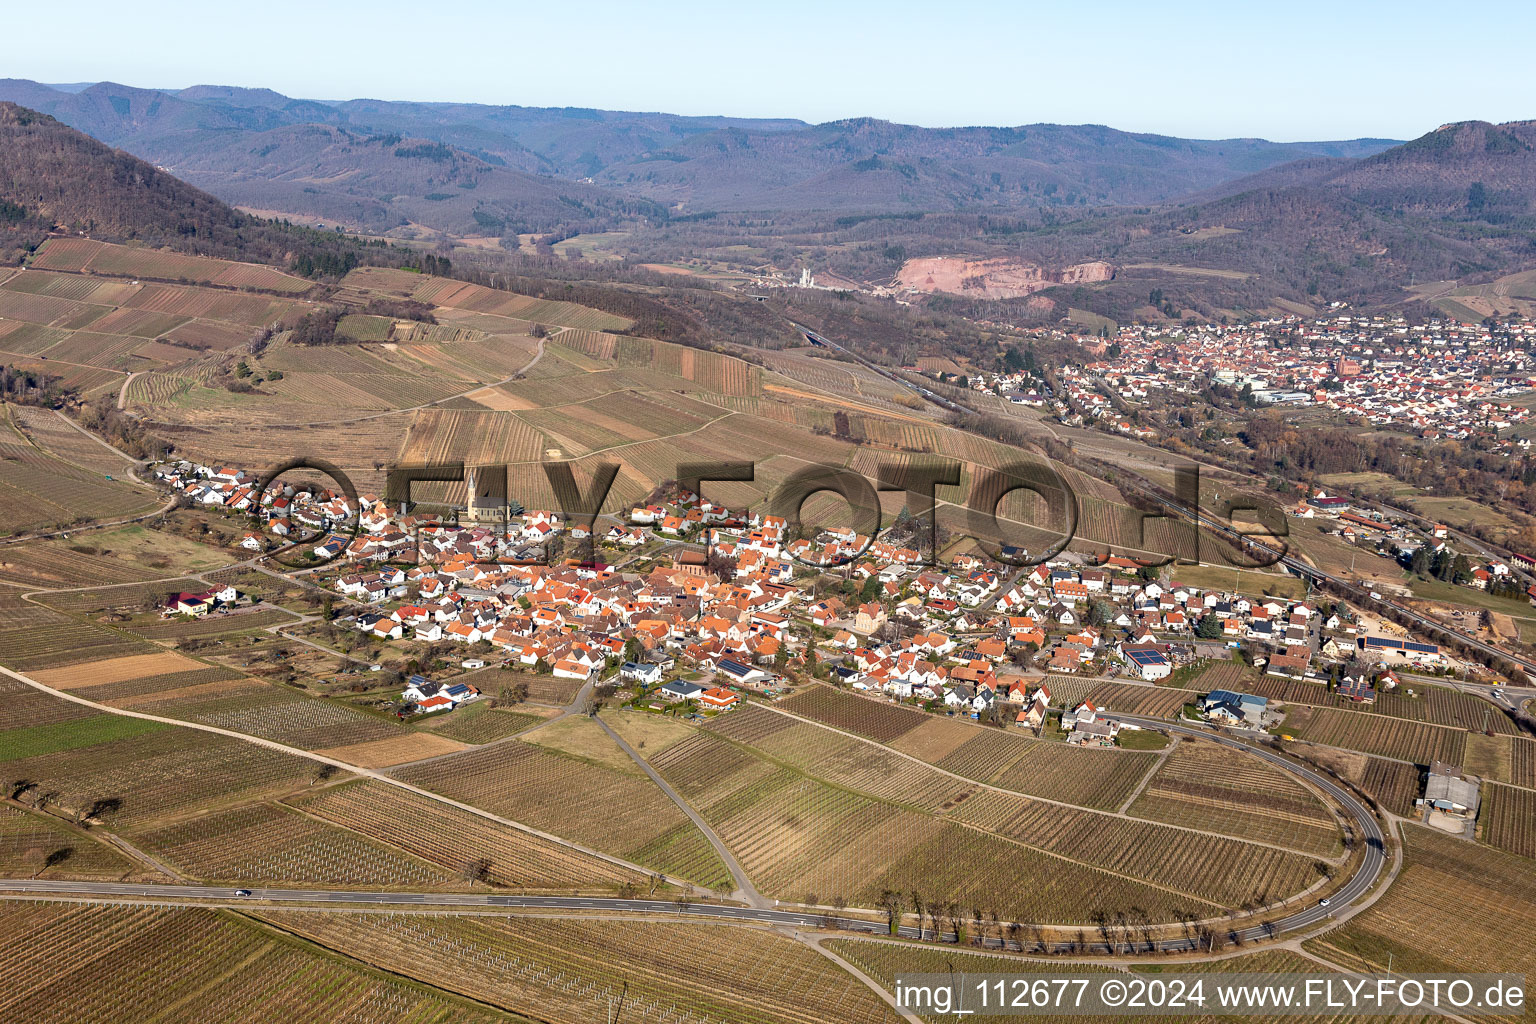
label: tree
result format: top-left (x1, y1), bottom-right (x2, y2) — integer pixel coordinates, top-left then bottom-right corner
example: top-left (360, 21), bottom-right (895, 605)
top-left (31, 845), bottom-right (73, 878)
top-left (461, 857), bottom-right (493, 885)
top-left (877, 889), bottom-right (907, 936)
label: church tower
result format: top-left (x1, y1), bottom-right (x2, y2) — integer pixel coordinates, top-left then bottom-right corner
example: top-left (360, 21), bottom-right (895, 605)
top-left (464, 465), bottom-right (509, 524)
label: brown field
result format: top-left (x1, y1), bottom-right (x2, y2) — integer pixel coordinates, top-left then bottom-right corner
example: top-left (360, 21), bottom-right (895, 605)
top-left (315, 732), bottom-right (470, 768)
top-left (452, 668), bottom-right (584, 706)
top-left (127, 608), bottom-right (299, 640)
top-left (889, 716), bottom-right (981, 763)
top-left (1128, 739), bottom-right (1342, 855)
top-left (1305, 825), bottom-right (1536, 1024)
top-left (31, 651), bottom-right (209, 688)
top-left (1480, 782), bottom-right (1536, 859)
top-left (290, 780), bottom-right (646, 891)
top-left (0, 903), bottom-right (503, 1024)
top-left (0, 537), bottom-right (166, 587)
top-left (1189, 660), bottom-right (1261, 693)
top-left (257, 911), bottom-right (902, 1024)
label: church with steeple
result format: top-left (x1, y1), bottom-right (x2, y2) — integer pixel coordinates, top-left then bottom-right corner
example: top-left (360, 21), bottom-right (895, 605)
top-left (464, 466), bottom-right (511, 524)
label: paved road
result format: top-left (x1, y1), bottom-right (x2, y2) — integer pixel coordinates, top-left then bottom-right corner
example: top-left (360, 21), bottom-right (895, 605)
top-left (0, 711), bottom-right (1387, 955)
top-left (1099, 714), bottom-right (1388, 949)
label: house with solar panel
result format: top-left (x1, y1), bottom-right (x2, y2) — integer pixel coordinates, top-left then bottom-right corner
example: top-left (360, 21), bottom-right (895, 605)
top-left (1357, 635), bottom-right (1442, 665)
top-left (1200, 689), bottom-right (1270, 727)
top-left (1117, 642), bottom-right (1172, 681)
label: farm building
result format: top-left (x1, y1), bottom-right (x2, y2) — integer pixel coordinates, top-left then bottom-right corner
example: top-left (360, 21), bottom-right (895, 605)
top-left (1421, 761), bottom-right (1480, 817)
top-left (1358, 635), bottom-right (1441, 664)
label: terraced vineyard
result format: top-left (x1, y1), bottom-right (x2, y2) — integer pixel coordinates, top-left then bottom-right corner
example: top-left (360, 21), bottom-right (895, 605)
top-left (32, 238), bottom-right (313, 294)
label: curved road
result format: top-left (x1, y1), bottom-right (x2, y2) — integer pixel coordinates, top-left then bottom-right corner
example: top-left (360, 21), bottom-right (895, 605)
top-left (1100, 714), bottom-right (1387, 949)
top-left (0, 713), bottom-right (1388, 956)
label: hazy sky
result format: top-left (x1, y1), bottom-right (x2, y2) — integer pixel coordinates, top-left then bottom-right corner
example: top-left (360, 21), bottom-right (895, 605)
top-left (7, 0), bottom-right (1535, 141)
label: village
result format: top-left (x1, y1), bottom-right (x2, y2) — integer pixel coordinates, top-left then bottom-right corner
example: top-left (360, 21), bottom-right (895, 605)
top-left (147, 458), bottom-right (1469, 751)
top-left (954, 311), bottom-right (1536, 449)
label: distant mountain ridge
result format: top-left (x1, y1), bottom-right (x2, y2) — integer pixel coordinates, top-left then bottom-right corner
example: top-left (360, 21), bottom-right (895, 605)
top-left (0, 79), bottom-right (1400, 234)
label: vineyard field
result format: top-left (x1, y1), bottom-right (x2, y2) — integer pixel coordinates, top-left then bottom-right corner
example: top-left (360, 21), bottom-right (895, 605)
top-left (392, 740), bottom-right (731, 888)
top-left (291, 781), bottom-right (645, 891)
top-left (1480, 782), bottom-right (1536, 859)
top-left (132, 801), bottom-right (458, 887)
top-left (1284, 705), bottom-right (1467, 764)
top-left (1304, 825), bottom-right (1536, 1024)
top-left (1128, 739), bottom-right (1343, 855)
top-left (258, 911), bottom-right (901, 1024)
top-left (0, 903), bottom-right (504, 1024)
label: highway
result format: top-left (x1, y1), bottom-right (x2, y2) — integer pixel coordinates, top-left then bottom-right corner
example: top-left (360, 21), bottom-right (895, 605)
top-left (0, 716), bottom-right (1388, 956)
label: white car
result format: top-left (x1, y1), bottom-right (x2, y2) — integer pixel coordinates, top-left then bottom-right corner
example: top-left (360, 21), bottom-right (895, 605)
top-left (1317, 898), bottom-right (1331, 908)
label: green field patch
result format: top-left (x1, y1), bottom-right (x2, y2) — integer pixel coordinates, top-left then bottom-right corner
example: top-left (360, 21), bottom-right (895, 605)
top-left (0, 713), bottom-right (167, 760)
